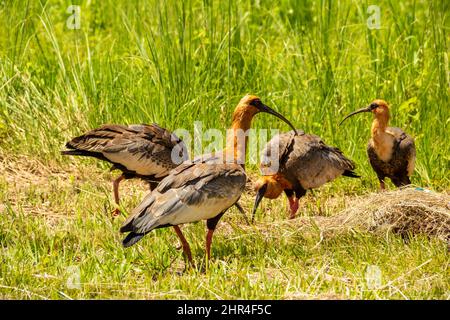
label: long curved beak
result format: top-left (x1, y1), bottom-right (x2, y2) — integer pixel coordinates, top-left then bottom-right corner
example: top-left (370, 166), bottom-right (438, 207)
top-left (339, 106), bottom-right (372, 126)
top-left (260, 104), bottom-right (298, 135)
top-left (251, 184), bottom-right (267, 223)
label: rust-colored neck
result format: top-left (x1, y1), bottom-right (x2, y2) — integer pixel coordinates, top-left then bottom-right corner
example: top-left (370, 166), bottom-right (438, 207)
top-left (371, 109), bottom-right (390, 139)
top-left (225, 105), bottom-right (258, 165)
top-left (231, 106), bottom-right (257, 132)
top-left (370, 109), bottom-right (394, 161)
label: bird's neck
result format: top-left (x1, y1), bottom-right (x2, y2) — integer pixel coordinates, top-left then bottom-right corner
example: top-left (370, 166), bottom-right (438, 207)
top-left (371, 113), bottom-right (389, 140)
top-left (371, 113), bottom-right (394, 161)
top-left (225, 109), bottom-right (255, 165)
top-left (231, 107), bottom-right (255, 132)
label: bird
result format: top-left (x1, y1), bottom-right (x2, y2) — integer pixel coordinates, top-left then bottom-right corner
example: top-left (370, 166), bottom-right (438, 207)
top-left (61, 123), bottom-right (188, 216)
top-left (339, 99), bottom-right (416, 190)
top-left (252, 130), bottom-right (359, 221)
top-left (120, 95), bottom-right (297, 265)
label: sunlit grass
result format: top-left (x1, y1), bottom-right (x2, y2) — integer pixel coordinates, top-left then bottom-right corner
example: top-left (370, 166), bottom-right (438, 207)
top-left (0, 0), bottom-right (448, 299)
top-left (0, 158), bottom-right (448, 299)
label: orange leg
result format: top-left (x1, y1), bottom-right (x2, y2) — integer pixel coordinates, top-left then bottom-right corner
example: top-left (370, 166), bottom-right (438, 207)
top-left (173, 225), bottom-right (193, 266)
top-left (287, 196), bottom-right (299, 219)
top-left (112, 174), bottom-right (125, 216)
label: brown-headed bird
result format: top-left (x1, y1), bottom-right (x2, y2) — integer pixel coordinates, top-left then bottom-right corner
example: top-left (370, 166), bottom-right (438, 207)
top-left (252, 130), bottom-right (359, 221)
top-left (120, 95), bottom-right (297, 265)
top-left (340, 100), bottom-right (416, 190)
top-left (61, 124), bottom-right (187, 215)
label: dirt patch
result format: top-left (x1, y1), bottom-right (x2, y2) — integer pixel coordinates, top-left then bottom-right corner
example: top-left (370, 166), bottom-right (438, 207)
top-left (0, 153), bottom-right (148, 221)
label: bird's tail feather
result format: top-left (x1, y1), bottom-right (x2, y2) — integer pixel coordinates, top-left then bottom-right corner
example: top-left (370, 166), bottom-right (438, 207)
top-left (61, 150), bottom-right (86, 156)
top-left (120, 220), bottom-right (134, 233)
top-left (343, 170), bottom-right (360, 178)
top-left (122, 232), bottom-right (145, 248)
top-left (61, 149), bottom-right (107, 161)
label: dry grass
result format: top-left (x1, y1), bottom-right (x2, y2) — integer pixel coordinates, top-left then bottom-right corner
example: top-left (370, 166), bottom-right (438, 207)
top-left (307, 188), bottom-right (450, 245)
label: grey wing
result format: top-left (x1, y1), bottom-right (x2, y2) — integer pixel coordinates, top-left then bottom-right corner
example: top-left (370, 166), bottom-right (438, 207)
top-left (120, 162), bottom-right (247, 234)
top-left (398, 132), bottom-right (416, 177)
top-left (131, 123), bottom-right (186, 150)
top-left (64, 124), bottom-right (130, 154)
top-left (101, 124), bottom-right (188, 177)
top-left (260, 130), bottom-right (304, 176)
top-left (284, 134), bottom-right (356, 189)
top-left (64, 123), bottom-right (187, 177)
top-left (387, 127), bottom-right (416, 177)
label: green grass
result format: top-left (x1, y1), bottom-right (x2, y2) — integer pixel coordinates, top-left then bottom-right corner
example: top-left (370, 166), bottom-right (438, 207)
top-left (0, 0), bottom-right (449, 299)
top-left (0, 160), bottom-right (448, 299)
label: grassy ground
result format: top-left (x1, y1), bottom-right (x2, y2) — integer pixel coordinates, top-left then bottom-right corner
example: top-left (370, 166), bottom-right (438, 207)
top-left (0, 0), bottom-right (449, 299)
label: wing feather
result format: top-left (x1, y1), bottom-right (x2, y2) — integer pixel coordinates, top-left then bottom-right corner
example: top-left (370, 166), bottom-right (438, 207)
top-left (261, 131), bottom-right (356, 189)
top-left (63, 123), bottom-right (188, 177)
top-left (120, 161), bottom-right (246, 238)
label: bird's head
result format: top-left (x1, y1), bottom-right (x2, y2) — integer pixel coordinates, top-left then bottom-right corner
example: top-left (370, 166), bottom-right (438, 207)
top-left (339, 99), bottom-right (390, 125)
top-left (232, 95), bottom-right (297, 132)
top-left (251, 174), bottom-right (292, 222)
top-left (370, 99), bottom-right (389, 116)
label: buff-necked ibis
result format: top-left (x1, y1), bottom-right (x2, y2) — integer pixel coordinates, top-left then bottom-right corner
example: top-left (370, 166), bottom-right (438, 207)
top-left (252, 130), bottom-right (359, 221)
top-left (340, 100), bottom-right (416, 190)
top-left (120, 95), bottom-right (296, 265)
top-left (61, 124), bottom-right (187, 215)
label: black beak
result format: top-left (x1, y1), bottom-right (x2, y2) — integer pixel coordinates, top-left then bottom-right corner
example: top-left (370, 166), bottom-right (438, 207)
top-left (259, 104), bottom-right (298, 135)
top-left (251, 184), bottom-right (267, 223)
top-left (339, 106), bottom-right (372, 126)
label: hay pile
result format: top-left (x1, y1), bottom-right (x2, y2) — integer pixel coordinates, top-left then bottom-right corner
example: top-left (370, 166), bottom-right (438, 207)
top-left (316, 187), bottom-right (450, 244)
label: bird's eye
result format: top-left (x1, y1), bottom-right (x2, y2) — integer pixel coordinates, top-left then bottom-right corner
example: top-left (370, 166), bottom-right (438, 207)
top-left (250, 99), bottom-right (262, 107)
top-left (370, 103), bottom-right (378, 110)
